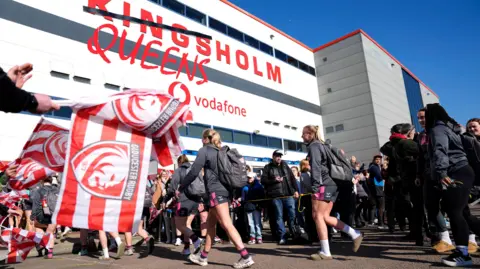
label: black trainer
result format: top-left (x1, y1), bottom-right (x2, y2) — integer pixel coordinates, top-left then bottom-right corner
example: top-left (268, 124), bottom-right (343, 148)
top-left (442, 250), bottom-right (473, 267)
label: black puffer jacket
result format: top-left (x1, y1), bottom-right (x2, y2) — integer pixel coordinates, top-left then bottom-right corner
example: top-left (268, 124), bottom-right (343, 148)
top-left (461, 132), bottom-right (480, 185)
top-left (0, 67), bottom-right (37, 113)
top-left (180, 145), bottom-right (229, 198)
top-left (392, 135), bottom-right (419, 185)
top-left (428, 121), bottom-right (469, 181)
top-left (261, 160), bottom-right (298, 198)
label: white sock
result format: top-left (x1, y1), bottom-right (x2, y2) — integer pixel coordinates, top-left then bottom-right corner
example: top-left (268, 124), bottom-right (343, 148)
top-left (440, 231), bottom-right (452, 245)
top-left (342, 225), bottom-right (360, 240)
top-left (115, 237), bottom-right (123, 246)
top-left (469, 234), bottom-right (477, 244)
top-left (103, 248), bottom-right (109, 258)
top-left (320, 239), bottom-right (331, 256)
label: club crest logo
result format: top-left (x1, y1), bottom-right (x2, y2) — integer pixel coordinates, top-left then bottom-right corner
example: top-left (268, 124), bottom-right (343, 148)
top-left (113, 95), bottom-right (164, 131)
top-left (71, 141), bottom-right (140, 200)
top-left (43, 130), bottom-right (68, 168)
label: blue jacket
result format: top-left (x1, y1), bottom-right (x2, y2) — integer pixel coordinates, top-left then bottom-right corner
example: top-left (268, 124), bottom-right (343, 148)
top-left (242, 179), bottom-right (265, 203)
top-left (368, 163), bottom-right (384, 197)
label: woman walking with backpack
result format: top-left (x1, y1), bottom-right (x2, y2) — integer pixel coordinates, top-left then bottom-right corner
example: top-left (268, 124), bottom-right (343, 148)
top-left (302, 125), bottom-right (363, 260)
top-left (179, 128), bottom-right (254, 269)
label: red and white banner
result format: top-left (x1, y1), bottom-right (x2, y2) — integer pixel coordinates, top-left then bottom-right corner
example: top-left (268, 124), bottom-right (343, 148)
top-left (0, 228), bottom-right (52, 264)
top-left (0, 190), bottom-right (29, 210)
top-left (9, 118), bottom-right (68, 190)
top-left (53, 90), bottom-right (191, 233)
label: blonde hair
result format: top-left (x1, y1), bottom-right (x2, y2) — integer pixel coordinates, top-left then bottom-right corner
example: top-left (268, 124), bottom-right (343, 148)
top-left (303, 125), bottom-right (324, 142)
top-left (202, 128), bottom-right (222, 148)
top-left (300, 159), bottom-right (310, 173)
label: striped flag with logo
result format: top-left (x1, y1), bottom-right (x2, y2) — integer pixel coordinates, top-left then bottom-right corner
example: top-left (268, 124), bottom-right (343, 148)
top-left (0, 228), bottom-right (52, 264)
top-left (8, 118), bottom-right (68, 190)
top-left (53, 89), bottom-right (191, 233)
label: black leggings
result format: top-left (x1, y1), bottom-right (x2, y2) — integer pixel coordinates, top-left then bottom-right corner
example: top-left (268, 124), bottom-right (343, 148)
top-left (442, 165), bottom-right (475, 246)
top-left (370, 196), bottom-right (385, 225)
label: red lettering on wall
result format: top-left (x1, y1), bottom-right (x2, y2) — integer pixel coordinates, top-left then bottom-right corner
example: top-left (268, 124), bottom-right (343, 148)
top-left (216, 41), bottom-right (231, 65)
top-left (252, 56), bottom-right (263, 77)
top-left (266, 62), bottom-right (282, 84)
top-left (123, 2), bottom-right (131, 27)
top-left (168, 82), bottom-right (191, 105)
top-left (140, 9), bottom-right (163, 39)
top-left (196, 59), bottom-right (210, 86)
top-left (235, 50), bottom-right (249, 70)
top-left (160, 47), bottom-right (179, 76)
top-left (87, 23), bottom-right (118, 63)
top-left (196, 37), bottom-right (211, 57)
top-left (87, 23), bottom-right (209, 84)
top-left (171, 23), bottom-right (189, 48)
top-left (141, 40), bottom-right (163, 69)
top-left (169, 82), bottom-right (247, 117)
top-left (119, 30), bottom-right (144, 64)
top-left (88, 0), bottom-right (112, 21)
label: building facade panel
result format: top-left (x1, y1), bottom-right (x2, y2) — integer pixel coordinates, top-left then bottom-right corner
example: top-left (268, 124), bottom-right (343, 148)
top-left (420, 83), bottom-right (439, 107)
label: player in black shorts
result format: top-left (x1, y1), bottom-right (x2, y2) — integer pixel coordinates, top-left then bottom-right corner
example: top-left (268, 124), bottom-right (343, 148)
top-left (165, 154), bottom-right (203, 256)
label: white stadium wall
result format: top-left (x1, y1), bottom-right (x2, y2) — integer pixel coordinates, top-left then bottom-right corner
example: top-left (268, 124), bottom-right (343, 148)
top-left (420, 83), bottom-right (439, 107)
top-left (0, 0), bottom-right (321, 168)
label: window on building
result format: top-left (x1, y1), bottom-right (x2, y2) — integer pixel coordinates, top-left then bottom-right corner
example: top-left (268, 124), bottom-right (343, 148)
top-left (298, 61), bottom-right (309, 72)
top-left (53, 107), bottom-right (73, 119)
top-left (208, 17), bottom-right (227, 34)
top-left (227, 26), bottom-right (244, 42)
top-left (308, 66), bottom-right (316, 76)
top-left (244, 34), bottom-right (259, 49)
top-left (335, 124), bottom-right (344, 132)
top-left (284, 140), bottom-right (297, 151)
top-left (299, 143), bottom-right (307, 153)
top-left (268, 137), bottom-right (282, 149)
top-left (402, 69), bottom-right (424, 131)
top-left (148, 0), bottom-right (160, 3)
top-left (162, 0), bottom-right (185, 15)
top-left (178, 126), bottom-right (187, 136)
top-left (286, 55), bottom-right (299, 68)
top-left (252, 134), bottom-right (268, 147)
top-left (274, 49), bottom-right (287, 62)
top-left (234, 132), bottom-right (251, 145)
top-left (104, 83), bottom-right (120, 91)
top-left (73, 76), bottom-right (91, 84)
top-left (215, 127), bottom-right (233, 142)
top-left (188, 123), bottom-right (209, 138)
top-left (259, 42), bottom-right (273, 56)
top-left (326, 126), bottom-right (334, 134)
top-left (185, 6), bottom-right (206, 25)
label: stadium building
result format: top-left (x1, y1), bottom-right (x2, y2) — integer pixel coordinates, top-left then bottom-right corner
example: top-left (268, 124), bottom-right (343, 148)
top-left (0, 0), bottom-right (439, 169)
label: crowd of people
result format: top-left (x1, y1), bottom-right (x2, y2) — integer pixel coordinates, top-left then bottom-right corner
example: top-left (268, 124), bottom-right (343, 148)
top-left (0, 62), bottom-right (479, 268)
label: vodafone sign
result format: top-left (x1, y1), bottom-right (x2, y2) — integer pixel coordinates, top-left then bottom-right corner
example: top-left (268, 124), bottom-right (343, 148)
top-left (168, 82), bottom-right (247, 118)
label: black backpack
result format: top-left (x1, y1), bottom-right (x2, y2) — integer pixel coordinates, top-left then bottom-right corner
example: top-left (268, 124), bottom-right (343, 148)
top-left (217, 146), bottom-right (248, 190)
top-left (323, 142), bottom-right (353, 182)
top-left (182, 166), bottom-right (205, 200)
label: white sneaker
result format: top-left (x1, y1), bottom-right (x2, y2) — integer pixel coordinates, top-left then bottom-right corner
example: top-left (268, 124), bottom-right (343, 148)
top-left (175, 238), bottom-right (182, 246)
top-left (189, 253), bottom-right (208, 266)
top-left (61, 227), bottom-right (72, 237)
top-left (233, 256), bottom-right (255, 269)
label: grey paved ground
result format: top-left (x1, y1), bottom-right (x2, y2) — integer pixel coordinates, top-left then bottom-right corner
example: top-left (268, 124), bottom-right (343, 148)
top-left (2, 228), bottom-right (480, 269)
top-left (3, 206), bottom-right (480, 268)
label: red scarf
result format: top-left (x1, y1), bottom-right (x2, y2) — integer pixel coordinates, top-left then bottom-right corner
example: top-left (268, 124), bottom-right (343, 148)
top-left (389, 133), bottom-right (407, 140)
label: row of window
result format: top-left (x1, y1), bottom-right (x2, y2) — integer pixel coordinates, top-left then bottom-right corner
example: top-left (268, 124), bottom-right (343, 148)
top-left (179, 123), bottom-right (307, 152)
top-left (182, 149), bottom-right (301, 166)
top-left (325, 124), bottom-right (344, 134)
top-left (147, 0), bottom-right (316, 76)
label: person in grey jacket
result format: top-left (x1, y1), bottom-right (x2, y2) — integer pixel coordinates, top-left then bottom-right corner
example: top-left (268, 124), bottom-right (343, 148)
top-left (302, 125), bottom-right (363, 261)
top-left (168, 154), bottom-right (203, 256)
top-left (179, 128), bottom-right (254, 269)
top-left (425, 103), bottom-right (480, 267)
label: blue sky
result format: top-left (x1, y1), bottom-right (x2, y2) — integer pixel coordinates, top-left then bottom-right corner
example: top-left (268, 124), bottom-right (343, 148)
top-left (229, 0), bottom-right (480, 125)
